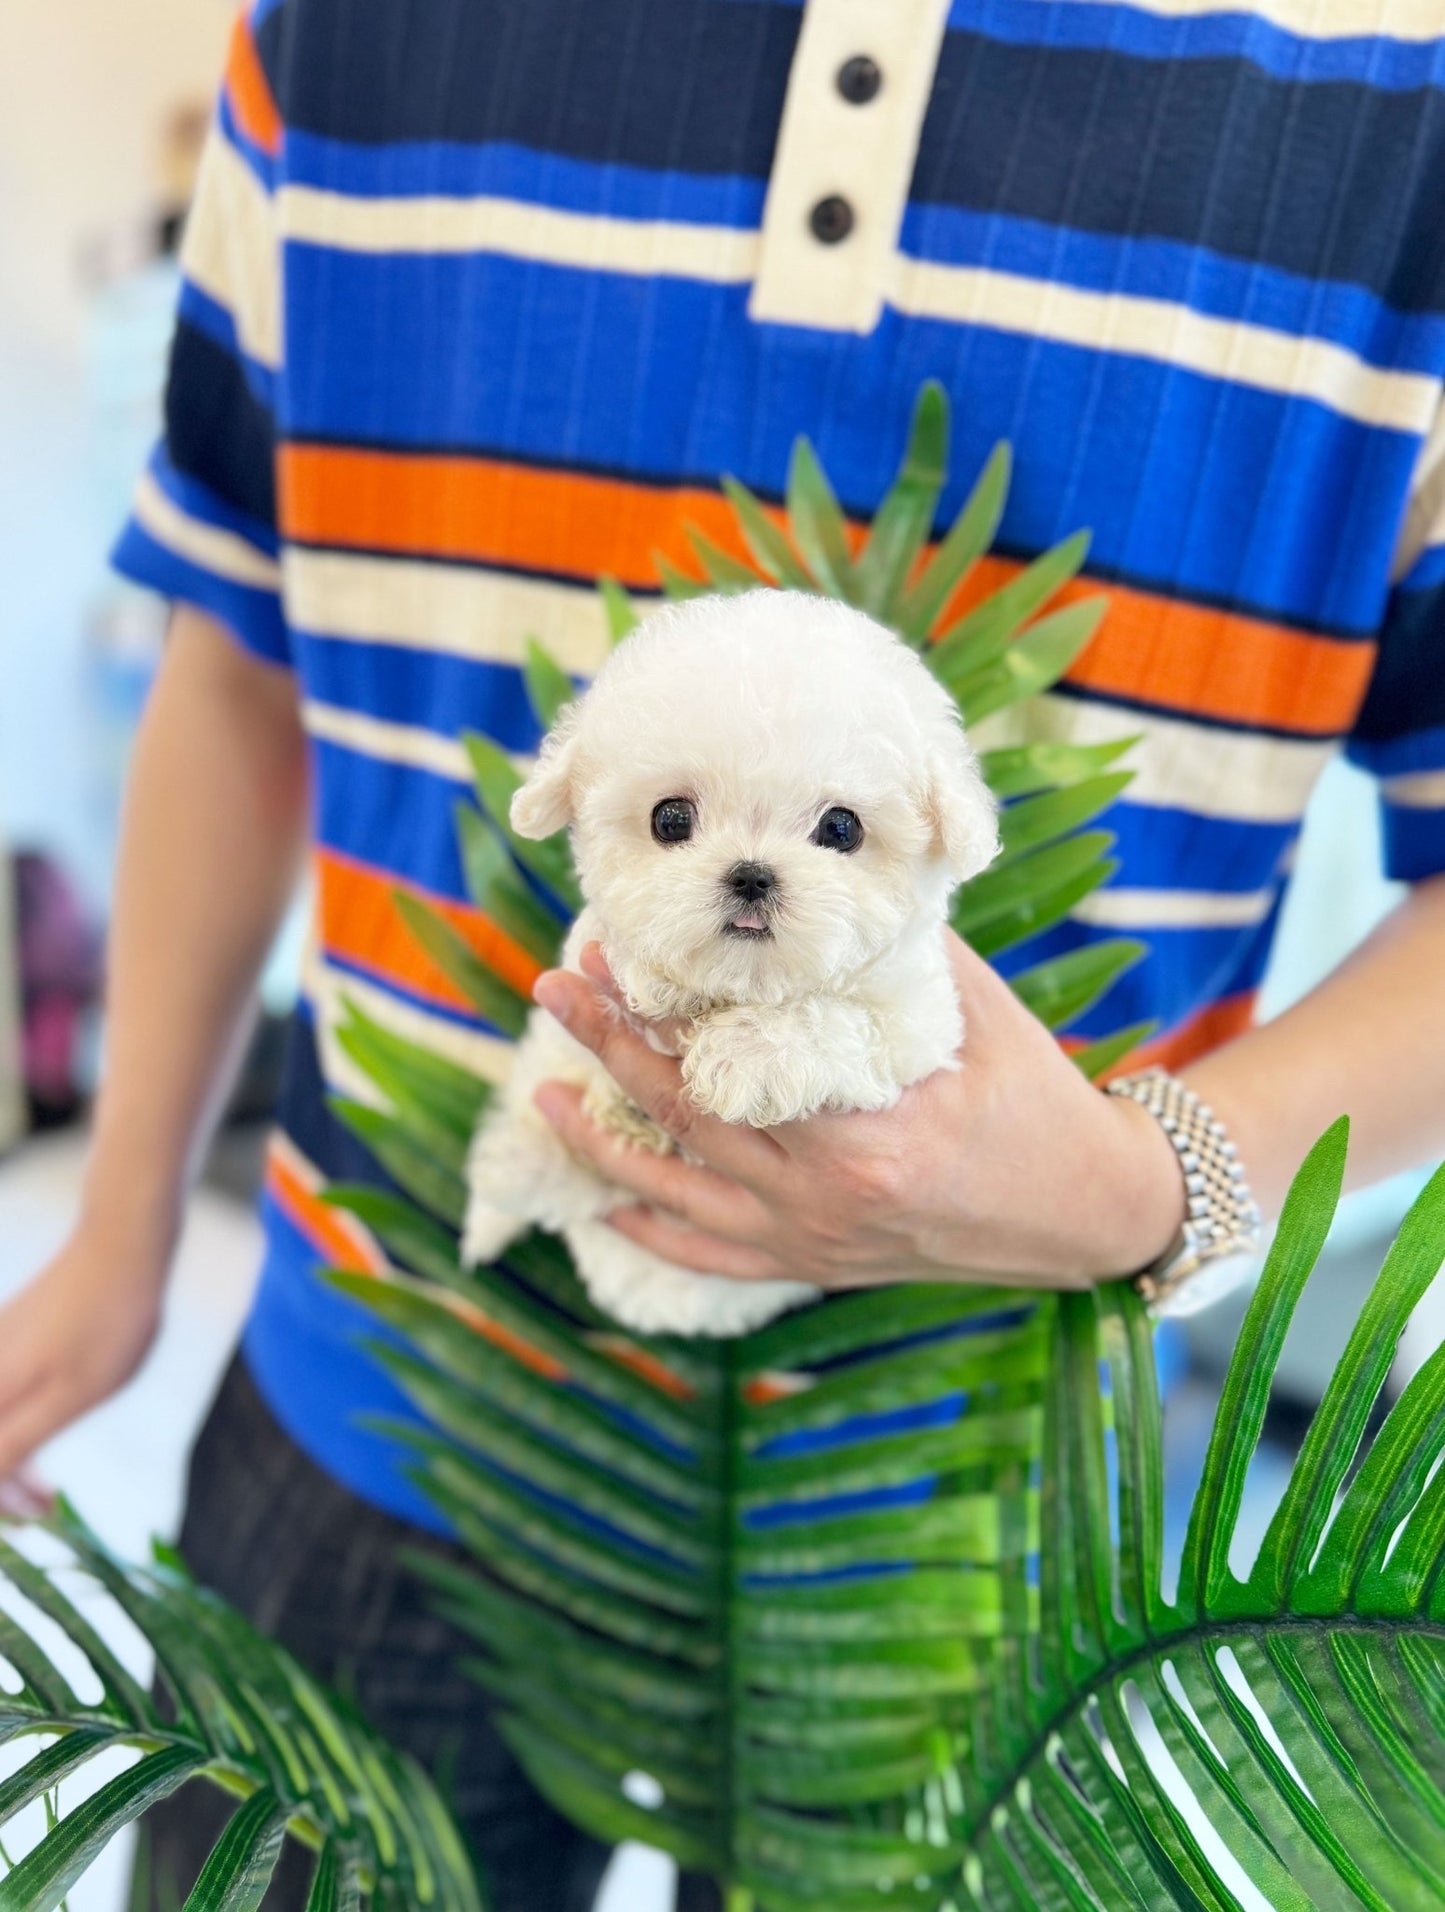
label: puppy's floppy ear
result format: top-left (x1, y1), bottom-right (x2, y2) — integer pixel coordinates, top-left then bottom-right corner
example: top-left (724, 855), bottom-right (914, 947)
top-left (510, 701), bottom-right (584, 839)
top-left (918, 713), bottom-right (1000, 883)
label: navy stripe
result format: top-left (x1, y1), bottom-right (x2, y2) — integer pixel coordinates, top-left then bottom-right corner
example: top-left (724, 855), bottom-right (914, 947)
top-left (282, 246), bottom-right (1413, 631)
top-left (1350, 577), bottom-right (1445, 742)
top-left (263, 0), bottom-right (1445, 311)
top-left (167, 319), bottom-right (278, 530)
top-left (177, 280), bottom-right (277, 412)
top-left (917, 34), bottom-right (1445, 314)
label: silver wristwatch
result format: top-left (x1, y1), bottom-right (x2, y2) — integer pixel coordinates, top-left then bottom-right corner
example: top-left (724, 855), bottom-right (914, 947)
top-left (1105, 1068), bottom-right (1264, 1318)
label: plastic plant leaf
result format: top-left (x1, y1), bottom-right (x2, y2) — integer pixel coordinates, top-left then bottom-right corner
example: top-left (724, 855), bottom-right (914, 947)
top-left (895, 441), bottom-right (1011, 646)
top-left (522, 639), bottom-right (576, 732)
top-left (0, 1506), bottom-right (482, 1912)
top-left (852, 381), bottom-right (948, 621)
top-left (785, 437), bottom-right (855, 598)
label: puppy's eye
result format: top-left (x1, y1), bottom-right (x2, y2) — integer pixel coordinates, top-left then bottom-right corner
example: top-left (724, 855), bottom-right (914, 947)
top-left (813, 807), bottom-right (863, 853)
top-left (651, 797), bottom-right (695, 845)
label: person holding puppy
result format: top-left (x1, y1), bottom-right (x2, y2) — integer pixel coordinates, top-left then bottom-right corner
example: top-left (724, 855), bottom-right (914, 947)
top-left (4, 2), bottom-right (1445, 1907)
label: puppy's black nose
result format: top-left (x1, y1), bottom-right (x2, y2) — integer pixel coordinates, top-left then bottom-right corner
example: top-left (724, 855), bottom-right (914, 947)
top-left (728, 861), bottom-right (776, 903)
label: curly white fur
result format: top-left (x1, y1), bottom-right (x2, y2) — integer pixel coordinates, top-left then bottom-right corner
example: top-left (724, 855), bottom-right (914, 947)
top-left (463, 591), bottom-right (999, 1337)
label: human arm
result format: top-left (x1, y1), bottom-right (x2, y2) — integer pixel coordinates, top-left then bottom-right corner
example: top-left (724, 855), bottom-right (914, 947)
top-left (0, 605), bottom-right (308, 1482)
top-left (525, 880), bottom-right (1445, 1295)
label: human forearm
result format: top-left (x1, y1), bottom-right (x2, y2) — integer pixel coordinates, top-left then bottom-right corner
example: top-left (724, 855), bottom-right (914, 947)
top-left (1182, 874), bottom-right (1445, 1219)
top-left (81, 603), bottom-right (308, 1256)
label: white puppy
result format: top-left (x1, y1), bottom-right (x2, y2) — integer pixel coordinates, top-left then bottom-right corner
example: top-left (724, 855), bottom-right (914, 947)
top-left (463, 590), bottom-right (999, 1336)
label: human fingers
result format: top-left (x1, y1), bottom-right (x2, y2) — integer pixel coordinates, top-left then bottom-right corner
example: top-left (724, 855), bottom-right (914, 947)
top-left (532, 970), bottom-right (783, 1181)
top-left (603, 1204), bottom-right (783, 1281)
top-left (533, 1082), bottom-right (772, 1239)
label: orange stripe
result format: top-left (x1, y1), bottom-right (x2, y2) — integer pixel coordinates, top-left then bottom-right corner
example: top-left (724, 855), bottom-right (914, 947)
top-left (316, 846), bottom-right (542, 1016)
top-left (223, 11), bottom-right (282, 158)
top-left (1095, 990), bottom-right (1258, 1081)
top-left (279, 444), bottom-right (1372, 737)
top-left (588, 1335), bottom-right (696, 1402)
top-left (270, 1150), bottom-right (572, 1381)
top-left (935, 559), bottom-right (1374, 740)
top-left (268, 1149), bottom-right (385, 1275)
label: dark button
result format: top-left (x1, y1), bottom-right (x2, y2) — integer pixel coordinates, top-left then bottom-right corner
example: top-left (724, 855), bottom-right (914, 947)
top-left (837, 54), bottom-right (882, 104)
top-left (809, 194), bottom-right (855, 245)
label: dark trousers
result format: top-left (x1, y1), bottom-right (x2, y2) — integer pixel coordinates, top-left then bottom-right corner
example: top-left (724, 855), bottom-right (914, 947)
top-left (135, 1355), bottom-right (719, 1912)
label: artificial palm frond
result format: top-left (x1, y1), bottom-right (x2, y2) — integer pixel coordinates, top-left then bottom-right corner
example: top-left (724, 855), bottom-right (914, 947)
top-left (0, 1502), bottom-right (482, 1912)
top-left (953, 1120), bottom-right (1445, 1912)
top-left (310, 388), bottom-right (1165, 1903)
top-left (404, 383), bottom-right (1147, 1054)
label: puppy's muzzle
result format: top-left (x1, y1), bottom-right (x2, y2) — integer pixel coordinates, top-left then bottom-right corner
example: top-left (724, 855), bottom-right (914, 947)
top-left (723, 860), bottom-right (776, 937)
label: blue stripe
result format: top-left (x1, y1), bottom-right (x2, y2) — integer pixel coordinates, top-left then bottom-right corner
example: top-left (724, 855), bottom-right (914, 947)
top-left (284, 130), bottom-right (767, 227)
top-left (313, 727), bottom-right (1295, 913)
top-left (216, 88), bottom-right (276, 195)
top-left (313, 740), bottom-right (469, 897)
top-left (281, 131), bottom-right (1445, 377)
top-left (1398, 545), bottom-right (1445, 593)
top-left (282, 244), bottom-right (1412, 632)
top-left (316, 950), bottom-right (506, 1041)
top-left (111, 519), bottom-right (288, 668)
top-left (1348, 722), bottom-right (1445, 777)
top-left (962, 0), bottom-right (1445, 91)
top-left (994, 897), bottom-right (1282, 1037)
top-left (243, 1201), bottom-right (455, 1537)
top-left (1381, 799), bottom-right (1445, 880)
top-left (754, 1393), bottom-right (967, 1461)
top-left (176, 279), bottom-right (277, 412)
top-left (898, 206), bottom-right (1445, 377)
top-left (299, 634), bottom-right (546, 756)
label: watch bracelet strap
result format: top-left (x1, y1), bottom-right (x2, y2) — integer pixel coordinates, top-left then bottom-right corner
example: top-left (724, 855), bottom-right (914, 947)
top-left (1104, 1068), bottom-right (1263, 1310)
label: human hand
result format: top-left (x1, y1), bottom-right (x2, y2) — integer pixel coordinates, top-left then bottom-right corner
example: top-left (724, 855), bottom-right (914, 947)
top-left (0, 1219), bottom-right (168, 1488)
top-left (528, 935), bottom-right (1186, 1293)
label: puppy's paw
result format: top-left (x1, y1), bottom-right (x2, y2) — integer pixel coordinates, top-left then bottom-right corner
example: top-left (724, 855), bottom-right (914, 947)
top-left (462, 1197), bottom-right (521, 1267)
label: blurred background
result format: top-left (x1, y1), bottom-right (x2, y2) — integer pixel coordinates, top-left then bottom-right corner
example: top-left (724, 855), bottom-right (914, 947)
top-left (0, 4), bottom-right (1434, 1906)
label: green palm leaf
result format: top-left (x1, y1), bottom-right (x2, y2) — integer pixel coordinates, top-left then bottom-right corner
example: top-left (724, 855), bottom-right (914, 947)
top-left (313, 387), bottom-right (1156, 1904)
top-left (0, 1504), bottom-right (481, 1912)
top-left (949, 1127), bottom-right (1445, 1912)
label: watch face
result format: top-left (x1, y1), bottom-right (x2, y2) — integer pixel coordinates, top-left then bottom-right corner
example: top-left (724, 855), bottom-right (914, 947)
top-left (1153, 1245), bottom-right (1262, 1320)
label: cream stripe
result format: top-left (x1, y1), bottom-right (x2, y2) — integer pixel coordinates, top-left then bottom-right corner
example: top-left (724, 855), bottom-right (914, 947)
top-left (305, 944), bottom-right (514, 1103)
top-left (278, 186), bottom-right (1437, 431)
top-left (281, 183), bottom-right (757, 283)
top-left (285, 548), bottom-right (613, 676)
top-left (295, 553), bottom-right (1332, 827)
top-left (184, 125), bottom-right (280, 370)
top-left (893, 258), bottom-right (1438, 435)
top-left (133, 470), bottom-right (281, 590)
top-left (303, 699), bottom-right (472, 782)
top-left (974, 692), bottom-right (1334, 823)
top-left (1072, 885), bottom-right (1276, 930)
top-left (1048, 0), bottom-right (1445, 40)
top-left (1383, 768), bottom-right (1445, 809)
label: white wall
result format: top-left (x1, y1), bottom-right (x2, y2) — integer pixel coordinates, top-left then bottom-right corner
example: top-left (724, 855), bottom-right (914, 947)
top-left (0, 0), bottom-right (232, 893)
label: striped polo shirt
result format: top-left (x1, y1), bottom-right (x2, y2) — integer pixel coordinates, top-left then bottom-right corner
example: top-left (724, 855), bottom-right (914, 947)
top-left (116, 0), bottom-right (1445, 1530)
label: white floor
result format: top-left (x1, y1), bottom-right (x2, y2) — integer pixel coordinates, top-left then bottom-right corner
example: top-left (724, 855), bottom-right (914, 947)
top-left (0, 1127), bottom-right (668, 1910)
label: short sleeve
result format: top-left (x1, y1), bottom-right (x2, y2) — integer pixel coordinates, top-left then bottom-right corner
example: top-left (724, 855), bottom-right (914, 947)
top-left (1346, 406), bottom-right (1445, 882)
top-left (111, 4), bottom-right (289, 668)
